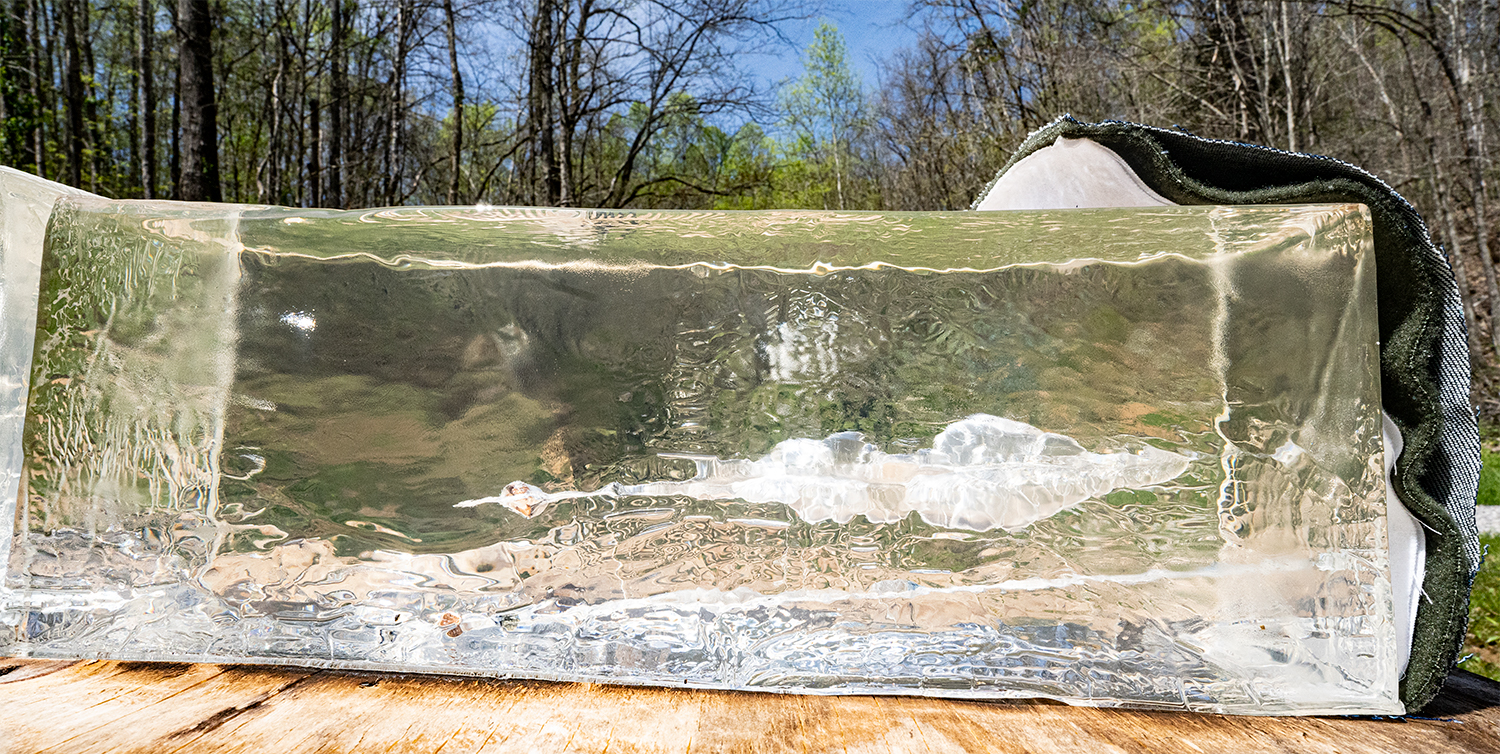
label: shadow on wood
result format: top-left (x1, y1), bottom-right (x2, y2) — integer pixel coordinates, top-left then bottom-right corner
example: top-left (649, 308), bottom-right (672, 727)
top-left (1417, 668), bottom-right (1500, 718)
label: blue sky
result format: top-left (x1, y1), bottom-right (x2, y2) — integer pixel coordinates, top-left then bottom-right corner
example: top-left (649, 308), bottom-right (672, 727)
top-left (462, 1), bottom-right (922, 126)
top-left (749, 2), bottom-right (920, 89)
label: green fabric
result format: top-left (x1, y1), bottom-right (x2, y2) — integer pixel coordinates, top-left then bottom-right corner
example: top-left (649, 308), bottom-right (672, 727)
top-left (989, 117), bottom-right (1477, 712)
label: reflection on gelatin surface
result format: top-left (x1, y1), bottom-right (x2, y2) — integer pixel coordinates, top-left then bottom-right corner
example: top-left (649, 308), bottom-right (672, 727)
top-left (5, 202), bottom-right (1396, 714)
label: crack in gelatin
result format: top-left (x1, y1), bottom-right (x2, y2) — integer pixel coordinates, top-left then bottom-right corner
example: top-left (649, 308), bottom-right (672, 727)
top-left (456, 414), bottom-right (1193, 531)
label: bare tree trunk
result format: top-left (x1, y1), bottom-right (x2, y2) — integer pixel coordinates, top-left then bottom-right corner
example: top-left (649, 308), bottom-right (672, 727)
top-left (253, 60), bottom-right (273, 199)
top-left (1277, 0), bottom-right (1297, 152)
top-left (79, 0), bottom-right (102, 191)
top-left (308, 96), bottom-right (321, 206)
top-left (528, 0), bottom-right (558, 205)
top-left (25, 0), bottom-right (41, 173)
top-left (1210, 0), bottom-right (1253, 141)
top-left (176, 0), bottom-right (220, 201)
top-left (169, 43), bottom-right (179, 198)
top-left (60, 0), bottom-right (82, 186)
top-left (267, 15), bottom-right (286, 201)
top-left (1431, 148), bottom-right (1484, 357)
top-left (1445, 6), bottom-right (1499, 353)
top-left (831, 117), bottom-right (845, 210)
top-left (37, 0), bottom-right (56, 181)
top-left (1346, 19), bottom-right (1482, 356)
top-left (296, 0), bottom-right (311, 207)
top-left (382, 0), bottom-right (411, 205)
top-left (137, 0), bottom-right (156, 197)
top-left (443, 0), bottom-right (462, 204)
top-left (126, 47), bottom-right (139, 188)
top-left (556, 0), bottom-right (593, 207)
top-left (1257, 5), bottom-right (1273, 142)
top-left (1462, 112), bottom-right (1497, 354)
top-left (327, 0), bottom-right (344, 207)
top-left (6, 0), bottom-right (38, 172)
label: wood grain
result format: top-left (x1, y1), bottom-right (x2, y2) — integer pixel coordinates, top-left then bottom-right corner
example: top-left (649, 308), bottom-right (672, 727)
top-left (2, 658), bottom-right (1497, 753)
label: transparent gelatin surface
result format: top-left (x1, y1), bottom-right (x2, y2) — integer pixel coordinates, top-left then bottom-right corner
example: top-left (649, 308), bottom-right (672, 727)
top-left (2, 200), bottom-right (1397, 714)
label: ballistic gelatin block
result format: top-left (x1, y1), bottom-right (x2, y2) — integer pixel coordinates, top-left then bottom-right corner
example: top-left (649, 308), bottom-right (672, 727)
top-left (2, 197), bottom-right (1397, 714)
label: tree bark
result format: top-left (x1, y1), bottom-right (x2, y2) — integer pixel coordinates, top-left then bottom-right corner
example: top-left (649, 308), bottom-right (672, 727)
top-left (308, 96), bottom-right (321, 206)
top-left (443, 0), bottom-right (462, 204)
top-left (327, 0), bottom-right (344, 207)
top-left (528, 0), bottom-right (558, 205)
top-left (262, 12), bottom-right (286, 202)
top-left (169, 50), bottom-right (180, 198)
top-left (296, 0), bottom-right (311, 206)
top-left (176, 0), bottom-right (220, 201)
top-left (557, 0), bottom-right (595, 207)
top-left (1430, 147), bottom-right (1484, 358)
top-left (5, 0), bottom-right (38, 172)
top-left (382, 0), bottom-right (412, 205)
top-left (1347, 19), bottom-right (1483, 358)
top-left (1277, 0), bottom-right (1297, 152)
top-left (1444, 12), bottom-right (1499, 354)
top-left (60, 0), bottom-right (83, 187)
top-left (79, 0), bottom-right (101, 191)
top-left (25, 0), bottom-right (41, 173)
top-left (1462, 113), bottom-right (1498, 355)
top-left (138, 0), bottom-right (156, 197)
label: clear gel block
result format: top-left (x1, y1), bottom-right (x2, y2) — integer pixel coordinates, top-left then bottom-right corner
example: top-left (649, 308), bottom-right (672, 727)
top-left (1, 192), bottom-right (1397, 715)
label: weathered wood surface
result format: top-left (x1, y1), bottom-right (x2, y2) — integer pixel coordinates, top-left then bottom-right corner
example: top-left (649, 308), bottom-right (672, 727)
top-left (2, 659), bottom-right (1498, 754)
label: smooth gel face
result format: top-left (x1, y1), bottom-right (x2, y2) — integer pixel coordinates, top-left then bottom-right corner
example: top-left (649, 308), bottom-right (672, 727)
top-left (2, 198), bottom-right (1397, 714)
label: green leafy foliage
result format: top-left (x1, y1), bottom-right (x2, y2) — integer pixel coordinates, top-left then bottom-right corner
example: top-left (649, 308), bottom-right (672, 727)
top-left (1462, 535), bottom-right (1500, 681)
top-left (1480, 449), bottom-right (1500, 506)
top-left (774, 21), bottom-right (876, 210)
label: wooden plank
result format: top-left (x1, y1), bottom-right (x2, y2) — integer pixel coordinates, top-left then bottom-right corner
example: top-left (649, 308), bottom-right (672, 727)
top-left (0, 661), bottom-right (230, 753)
top-left (0, 658), bottom-right (76, 684)
top-left (60, 665), bottom-right (314, 754)
top-left (1, 659), bottom-right (1497, 753)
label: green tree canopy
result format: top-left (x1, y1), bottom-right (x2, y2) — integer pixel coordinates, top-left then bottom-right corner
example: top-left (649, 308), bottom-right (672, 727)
top-left (777, 21), bottom-right (874, 211)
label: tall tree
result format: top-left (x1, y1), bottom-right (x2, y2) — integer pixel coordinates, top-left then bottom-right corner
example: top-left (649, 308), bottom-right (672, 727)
top-left (23, 0), bottom-right (40, 172)
top-left (308, 95), bottom-right (321, 205)
top-left (382, 0), bottom-right (413, 204)
top-left (60, 0), bottom-right (84, 186)
top-left (2, 0), bottom-right (38, 171)
top-left (326, 0), bottom-right (344, 207)
top-left (176, 0), bottom-right (219, 200)
top-left (442, 0), bottom-right (462, 204)
top-left (511, 0), bottom-right (802, 208)
top-left (525, 0), bottom-right (558, 205)
top-left (780, 21), bottom-right (869, 210)
top-left (1341, 0), bottom-right (1500, 352)
top-left (137, 0), bottom-right (155, 197)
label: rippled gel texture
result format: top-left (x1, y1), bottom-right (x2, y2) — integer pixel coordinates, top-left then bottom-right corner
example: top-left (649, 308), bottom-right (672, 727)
top-left (2, 201), bottom-right (1396, 714)
top-left (0, 169), bottom-right (86, 581)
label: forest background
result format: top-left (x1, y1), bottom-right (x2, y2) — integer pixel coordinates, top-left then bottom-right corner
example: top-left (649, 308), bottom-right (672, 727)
top-left (7, 0), bottom-right (1500, 394)
top-left (8, 0), bottom-right (1500, 390)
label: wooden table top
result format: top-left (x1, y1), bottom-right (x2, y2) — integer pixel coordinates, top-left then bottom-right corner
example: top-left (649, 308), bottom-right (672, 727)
top-left (2, 657), bottom-right (1498, 753)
